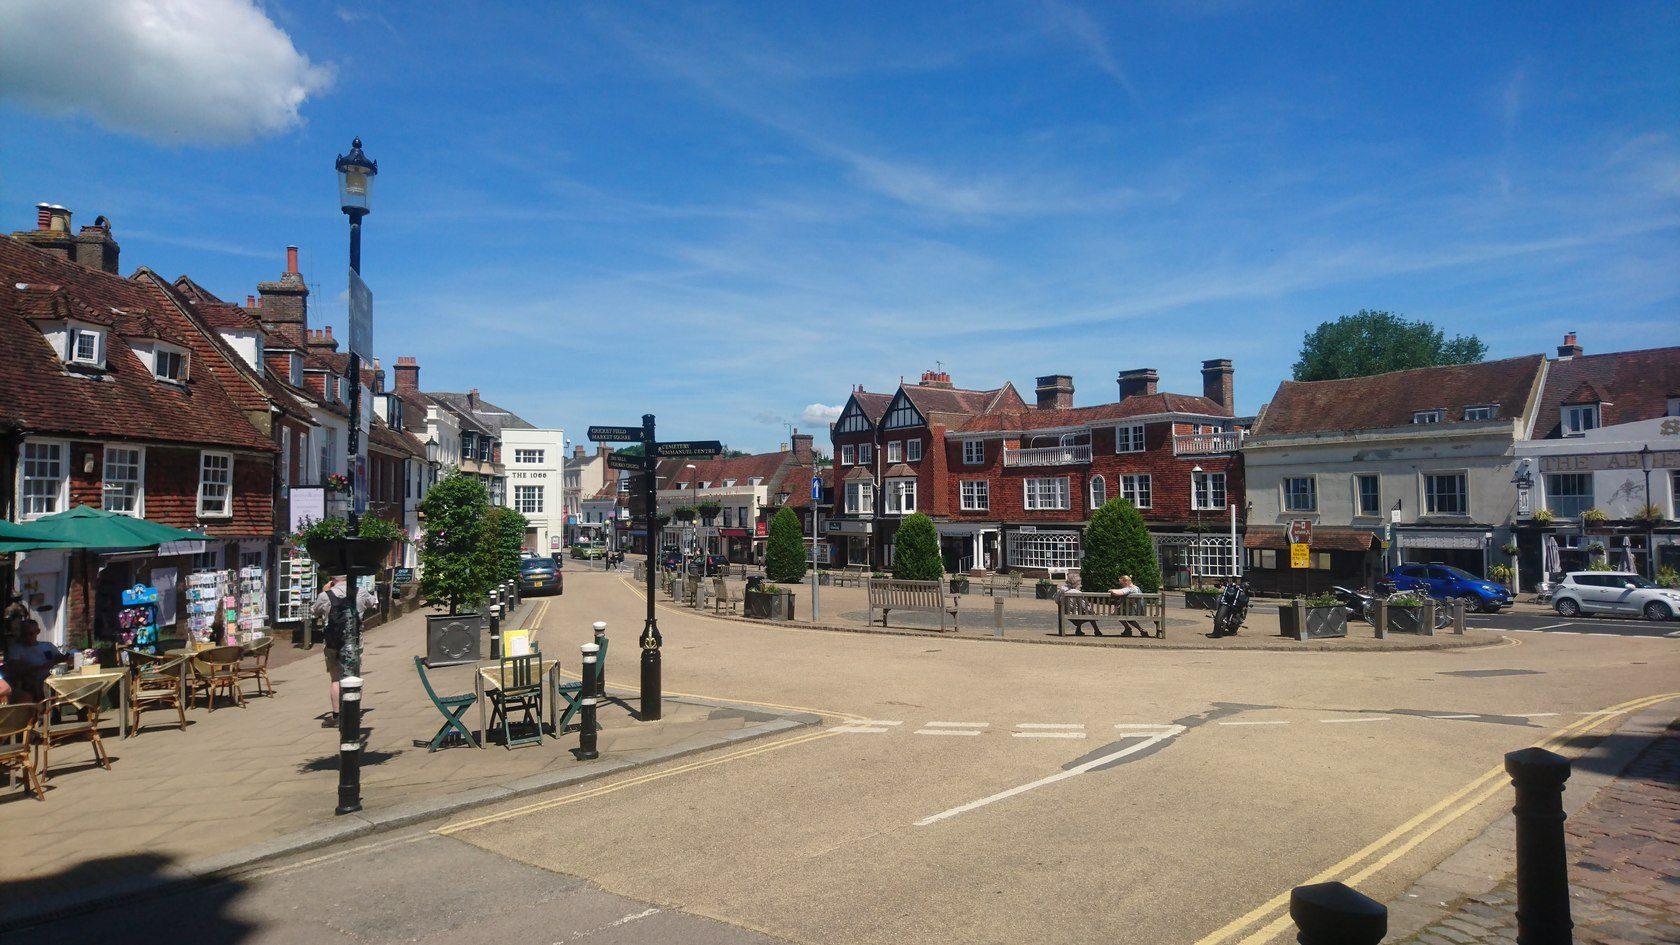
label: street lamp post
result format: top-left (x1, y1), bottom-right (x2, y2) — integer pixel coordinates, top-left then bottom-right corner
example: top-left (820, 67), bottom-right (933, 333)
top-left (333, 137), bottom-right (376, 816)
top-left (1640, 445), bottom-right (1654, 579)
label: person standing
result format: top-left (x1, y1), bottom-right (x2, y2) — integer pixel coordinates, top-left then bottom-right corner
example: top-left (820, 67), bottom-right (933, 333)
top-left (311, 576), bottom-right (378, 728)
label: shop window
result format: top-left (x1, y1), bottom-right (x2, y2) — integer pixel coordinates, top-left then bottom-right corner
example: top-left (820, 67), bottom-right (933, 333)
top-left (1007, 531), bottom-right (1081, 571)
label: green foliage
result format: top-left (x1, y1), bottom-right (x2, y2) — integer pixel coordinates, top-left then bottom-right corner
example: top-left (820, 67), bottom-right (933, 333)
top-left (696, 500), bottom-right (723, 520)
top-left (1292, 310), bottom-right (1487, 382)
top-left (483, 506), bottom-right (528, 585)
top-left (1500, 542), bottom-right (1520, 558)
top-left (1530, 508), bottom-right (1555, 525)
top-left (1656, 567), bottom-right (1679, 589)
top-left (1082, 498), bottom-right (1159, 593)
top-left (1581, 507), bottom-right (1608, 524)
top-left (764, 506), bottom-right (808, 583)
top-left (418, 473), bottom-right (495, 614)
top-left (1386, 591), bottom-right (1426, 607)
top-left (292, 514), bottom-right (406, 546)
top-left (1488, 563), bottom-right (1514, 584)
top-left (1634, 504), bottom-right (1664, 523)
top-left (890, 513), bottom-right (944, 581)
top-left (1586, 559), bottom-right (1615, 572)
top-left (1301, 593), bottom-right (1343, 607)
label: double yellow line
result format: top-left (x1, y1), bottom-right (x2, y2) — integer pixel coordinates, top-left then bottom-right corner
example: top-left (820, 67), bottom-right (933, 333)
top-left (1194, 691), bottom-right (1680, 945)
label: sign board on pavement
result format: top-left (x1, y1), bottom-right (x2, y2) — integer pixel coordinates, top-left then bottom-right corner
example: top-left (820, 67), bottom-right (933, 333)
top-left (347, 269), bottom-right (373, 362)
top-left (588, 425), bottom-right (644, 443)
top-left (607, 453), bottom-right (647, 471)
top-left (655, 440), bottom-right (723, 458)
top-left (1290, 542), bottom-right (1311, 569)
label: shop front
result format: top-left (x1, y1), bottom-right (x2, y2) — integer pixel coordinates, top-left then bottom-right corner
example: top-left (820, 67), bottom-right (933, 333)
top-left (719, 527), bottom-right (752, 562)
top-left (936, 522), bottom-right (999, 574)
top-left (1395, 527), bottom-right (1494, 578)
top-left (826, 518), bottom-right (873, 568)
top-left (1002, 525), bottom-right (1082, 578)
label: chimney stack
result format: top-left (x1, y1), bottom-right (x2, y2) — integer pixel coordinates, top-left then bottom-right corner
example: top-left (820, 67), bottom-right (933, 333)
top-left (255, 246), bottom-right (310, 347)
top-left (1117, 368), bottom-right (1159, 400)
top-left (393, 356), bottom-right (420, 392)
top-left (1035, 374), bottom-right (1074, 410)
top-left (35, 203), bottom-right (52, 230)
top-left (573, 444), bottom-right (585, 461)
top-left (1557, 331), bottom-right (1583, 360)
top-left (286, 245), bottom-right (299, 273)
top-left (918, 368), bottom-right (954, 389)
top-left (468, 389), bottom-right (479, 410)
top-left (14, 204), bottom-right (75, 260)
top-left (791, 429), bottom-right (814, 464)
top-left (72, 215), bottom-right (120, 273)
top-left (246, 294), bottom-right (256, 308)
top-left (1200, 359), bottom-right (1234, 411)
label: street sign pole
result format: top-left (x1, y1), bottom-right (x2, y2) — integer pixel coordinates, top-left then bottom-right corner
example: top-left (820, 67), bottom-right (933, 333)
top-left (810, 474), bottom-right (822, 624)
top-left (639, 413), bottom-right (663, 721)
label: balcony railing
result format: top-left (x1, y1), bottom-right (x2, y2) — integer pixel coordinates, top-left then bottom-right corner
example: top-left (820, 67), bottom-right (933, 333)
top-left (1003, 444), bottom-right (1092, 467)
top-left (1172, 430), bottom-right (1244, 456)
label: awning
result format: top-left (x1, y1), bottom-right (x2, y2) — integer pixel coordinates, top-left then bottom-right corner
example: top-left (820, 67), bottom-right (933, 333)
top-left (719, 528), bottom-right (749, 537)
top-left (1243, 527), bottom-right (1377, 552)
top-left (1395, 528), bottom-right (1489, 550)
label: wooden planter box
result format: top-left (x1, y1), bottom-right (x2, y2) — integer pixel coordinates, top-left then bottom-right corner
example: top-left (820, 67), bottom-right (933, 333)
top-left (1280, 604), bottom-right (1347, 640)
top-left (1035, 583), bottom-right (1057, 600)
top-left (1184, 590), bottom-right (1221, 610)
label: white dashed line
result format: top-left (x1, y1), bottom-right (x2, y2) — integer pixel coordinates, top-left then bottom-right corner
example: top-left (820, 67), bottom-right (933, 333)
top-left (831, 726), bottom-right (891, 734)
top-left (923, 721), bottom-right (990, 729)
top-left (915, 728), bottom-right (984, 736)
top-left (1015, 723), bottom-right (1085, 730)
top-left (1011, 731), bottom-right (1087, 739)
top-left (1320, 717), bottom-right (1390, 724)
top-left (849, 720), bottom-right (904, 726)
top-left (1218, 720), bottom-right (1291, 726)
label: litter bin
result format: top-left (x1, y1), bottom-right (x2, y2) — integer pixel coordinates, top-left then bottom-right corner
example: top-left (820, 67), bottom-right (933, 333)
top-left (745, 575), bottom-right (766, 594)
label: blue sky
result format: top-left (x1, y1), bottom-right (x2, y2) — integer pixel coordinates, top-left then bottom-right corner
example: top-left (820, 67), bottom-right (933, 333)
top-left (3, 1), bottom-right (1677, 452)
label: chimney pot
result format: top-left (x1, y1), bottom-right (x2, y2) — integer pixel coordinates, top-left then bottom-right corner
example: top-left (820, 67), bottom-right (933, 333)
top-left (35, 203), bottom-right (51, 230)
top-left (286, 245), bottom-right (299, 273)
top-left (246, 294), bottom-right (256, 307)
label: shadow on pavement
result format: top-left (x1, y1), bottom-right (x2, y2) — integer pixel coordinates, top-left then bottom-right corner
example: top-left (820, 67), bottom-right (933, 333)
top-left (1554, 721), bottom-right (1680, 778)
top-left (0, 853), bottom-right (255, 943)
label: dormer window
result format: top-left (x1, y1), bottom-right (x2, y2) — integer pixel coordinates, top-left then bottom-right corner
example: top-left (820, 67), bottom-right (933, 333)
top-left (724, 479), bottom-right (736, 487)
top-left (67, 325), bottom-right (106, 367)
top-left (1562, 404), bottom-right (1599, 435)
top-left (153, 345), bottom-right (188, 383)
top-left (1412, 409), bottom-right (1442, 424)
top-left (290, 353), bottom-right (303, 386)
top-left (1463, 405), bottom-right (1496, 421)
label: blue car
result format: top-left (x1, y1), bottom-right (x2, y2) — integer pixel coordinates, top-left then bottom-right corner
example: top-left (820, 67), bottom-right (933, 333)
top-left (1386, 564), bottom-right (1510, 613)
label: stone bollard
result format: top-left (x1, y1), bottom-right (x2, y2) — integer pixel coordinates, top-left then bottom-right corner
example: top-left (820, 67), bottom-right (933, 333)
top-left (575, 642), bottom-right (600, 760)
top-left (1453, 599), bottom-right (1466, 634)
top-left (1373, 598), bottom-right (1388, 639)
top-left (1421, 598), bottom-right (1437, 637)
top-left (994, 597), bottom-right (1005, 638)
top-left (488, 603), bottom-right (502, 659)
top-left (1505, 747), bottom-right (1573, 944)
top-left (1293, 599), bottom-right (1307, 641)
top-left (1290, 882), bottom-right (1386, 945)
top-left (592, 620), bottom-right (607, 697)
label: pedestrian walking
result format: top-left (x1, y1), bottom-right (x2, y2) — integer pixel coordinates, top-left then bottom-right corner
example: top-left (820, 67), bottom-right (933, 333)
top-left (311, 575), bottom-right (378, 728)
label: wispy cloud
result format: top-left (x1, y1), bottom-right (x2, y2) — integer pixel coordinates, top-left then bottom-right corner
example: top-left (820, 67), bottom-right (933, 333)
top-left (1038, 0), bottom-right (1142, 103)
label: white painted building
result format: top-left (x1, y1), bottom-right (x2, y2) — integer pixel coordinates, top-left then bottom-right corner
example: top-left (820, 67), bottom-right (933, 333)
top-left (503, 427), bottom-right (568, 554)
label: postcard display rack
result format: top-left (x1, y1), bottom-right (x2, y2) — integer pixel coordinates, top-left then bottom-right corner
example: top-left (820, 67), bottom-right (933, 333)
top-left (236, 565), bottom-right (268, 634)
top-left (116, 584), bottom-right (161, 654)
top-left (186, 571), bottom-right (230, 644)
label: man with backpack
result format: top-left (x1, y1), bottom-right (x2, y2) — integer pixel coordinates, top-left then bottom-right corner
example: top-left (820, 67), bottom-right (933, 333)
top-left (311, 575), bottom-right (379, 728)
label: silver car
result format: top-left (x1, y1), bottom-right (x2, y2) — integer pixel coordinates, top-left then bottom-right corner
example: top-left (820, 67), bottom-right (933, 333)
top-left (1552, 572), bottom-right (1680, 621)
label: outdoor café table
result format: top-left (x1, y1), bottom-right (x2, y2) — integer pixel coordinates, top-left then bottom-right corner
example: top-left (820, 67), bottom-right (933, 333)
top-left (45, 667), bottom-right (130, 739)
top-left (474, 657), bottom-right (562, 749)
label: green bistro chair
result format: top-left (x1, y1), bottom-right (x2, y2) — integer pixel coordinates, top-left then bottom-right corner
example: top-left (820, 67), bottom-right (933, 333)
top-left (489, 651), bottom-right (544, 749)
top-left (412, 657), bottom-right (477, 751)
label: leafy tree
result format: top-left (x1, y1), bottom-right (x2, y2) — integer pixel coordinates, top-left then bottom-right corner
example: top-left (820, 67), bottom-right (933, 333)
top-left (417, 472), bottom-right (495, 614)
top-left (1083, 499), bottom-right (1160, 593)
top-left (483, 505), bottom-right (529, 585)
top-left (616, 444), bottom-right (644, 458)
top-left (765, 506), bottom-right (808, 583)
top-left (891, 513), bottom-right (944, 581)
top-left (1292, 310), bottom-right (1487, 382)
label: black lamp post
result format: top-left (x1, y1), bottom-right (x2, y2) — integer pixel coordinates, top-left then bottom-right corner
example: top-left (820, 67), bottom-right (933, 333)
top-left (332, 137), bottom-right (377, 816)
top-left (1640, 445), bottom-right (1654, 579)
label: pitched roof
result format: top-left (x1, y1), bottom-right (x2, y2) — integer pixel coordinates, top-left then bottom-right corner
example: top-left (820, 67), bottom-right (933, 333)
top-left (146, 272), bottom-right (314, 424)
top-left (781, 465), bottom-right (831, 510)
top-left (900, 381), bottom-right (1025, 428)
top-left (958, 391), bottom-right (1231, 433)
top-left (427, 392), bottom-right (536, 435)
top-left (852, 391), bottom-right (893, 422)
top-left (1249, 355), bottom-right (1546, 438)
top-left (1533, 347), bottom-right (1680, 438)
top-left (656, 451), bottom-right (789, 489)
top-left (0, 236), bottom-right (272, 450)
top-left (367, 415), bottom-right (426, 458)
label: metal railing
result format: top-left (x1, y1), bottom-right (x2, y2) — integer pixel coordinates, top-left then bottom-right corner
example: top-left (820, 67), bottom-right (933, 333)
top-left (1002, 444), bottom-right (1092, 467)
top-left (1172, 430), bottom-right (1244, 456)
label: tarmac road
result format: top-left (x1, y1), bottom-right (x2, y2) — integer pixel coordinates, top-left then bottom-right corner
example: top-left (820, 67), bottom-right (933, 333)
top-left (23, 569), bottom-right (1680, 945)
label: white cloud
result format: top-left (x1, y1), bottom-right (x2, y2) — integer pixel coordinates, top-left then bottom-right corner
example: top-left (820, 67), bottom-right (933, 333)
top-left (800, 403), bottom-right (844, 425)
top-left (0, 0), bottom-right (333, 145)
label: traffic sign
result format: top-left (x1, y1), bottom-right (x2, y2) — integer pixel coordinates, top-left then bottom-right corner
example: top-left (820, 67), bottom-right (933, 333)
top-left (1287, 519), bottom-right (1314, 546)
top-left (655, 440), bottom-right (723, 458)
top-left (607, 453), bottom-right (646, 471)
top-left (811, 475), bottom-right (822, 501)
top-left (1290, 543), bottom-right (1311, 569)
top-left (588, 425), bottom-right (643, 442)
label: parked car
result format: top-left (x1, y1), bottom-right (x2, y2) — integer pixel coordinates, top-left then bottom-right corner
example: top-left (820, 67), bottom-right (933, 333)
top-left (1384, 564), bottom-right (1511, 613)
top-left (518, 556), bottom-right (563, 596)
top-left (687, 553), bottom-right (729, 576)
top-left (1551, 572), bottom-right (1680, 621)
top-left (571, 545), bottom-right (606, 560)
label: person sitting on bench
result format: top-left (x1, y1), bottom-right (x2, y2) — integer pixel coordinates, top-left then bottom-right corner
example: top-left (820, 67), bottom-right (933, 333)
top-left (1108, 576), bottom-right (1148, 637)
top-left (1056, 580), bottom-right (1103, 637)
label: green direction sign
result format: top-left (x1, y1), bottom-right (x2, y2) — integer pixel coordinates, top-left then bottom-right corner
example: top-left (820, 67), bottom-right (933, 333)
top-left (588, 425), bottom-right (643, 443)
top-left (655, 440), bottom-right (723, 458)
top-left (606, 453), bottom-right (647, 471)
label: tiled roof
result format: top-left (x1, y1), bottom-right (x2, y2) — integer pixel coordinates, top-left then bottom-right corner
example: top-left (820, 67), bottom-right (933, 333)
top-left (170, 276), bottom-right (263, 331)
top-left (427, 392), bottom-right (537, 434)
top-left (1533, 347), bottom-right (1680, 438)
top-left (147, 272), bottom-right (315, 424)
top-left (781, 465), bottom-right (831, 510)
top-left (0, 235), bottom-right (272, 450)
top-left (958, 391), bottom-right (1231, 433)
top-left (1250, 355), bottom-right (1546, 437)
top-left (901, 382), bottom-right (1025, 427)
top-left (853, 391), bottom-right (893, 421)
top-left (367, 416), bottom-right (426, 458)
top-left (656, 451), bottom-right (789, 489)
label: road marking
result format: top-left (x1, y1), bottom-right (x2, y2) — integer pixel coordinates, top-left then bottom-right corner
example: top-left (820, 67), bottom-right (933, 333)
top-left (1113, 723), bottom-right (1177, 730)
top-left (1195, 690), bottom-right (1680, 945)
top-left (1512, 712), bottom-right (1559, 718)
top-left (1012, 731), bottom-right (1088, 739)
top-left (924, 721), bottom-right (990, 728)
top-left (850, 720), bottom-right (904, 726)
top-left (1532, 622), bottom-right (1574, 631)
top-left (1666, 630), bottom-right (1680, 638)
top-left (1218, 720), bottom-right (1291, 726)
top-left (557, 908), bottom-right (662, 941)
top-left (831, 726), bottom-right (890, 734)
top-left (1319, 717), bottom-right (1389, 724)
top-left (1549, 631), bottom-right (1583, 635)
top-left (916, 725), bottom-right (1186, 827)
top-left (1016, 723), bottom-right (1085, 730)
top-left (915, 728), bottom-right (984, 736)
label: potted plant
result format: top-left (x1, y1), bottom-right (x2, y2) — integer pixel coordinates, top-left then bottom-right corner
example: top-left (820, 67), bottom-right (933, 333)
top-left (949, 574), bottom-right (970, 594)
top-left (1581, 507), bottom-right (1609, 525)
top-left (745, 582), bottom-right (796, 620)
top-left (1384, 591), bottom-right (1427, 633)
top-left (1279, 593), bottom-right (1347, 639)
top-left (1634, 504), bottom-right (1664, 524)
top-left (1587, 541), bottom-right (1607, 557)
top-left (696, 500), bottom-right (723, 522)
top-left (1500, 542), bottom-right (1520, 558)
top-left (1488, 563), bottom-right (1514, 592)
top-left (294, 514), bottom-right (404, 576)
top-left (1183, 582), bottom-right (1222, 610)
top-left (1657, 566), bottom-right (1679, 590)
top-left (324, 472), bottom-right (351, 494)
top-left (1035, 578), bottom-right (1057, 600)
top-left (1530, 508), bottom-right (1555, 526)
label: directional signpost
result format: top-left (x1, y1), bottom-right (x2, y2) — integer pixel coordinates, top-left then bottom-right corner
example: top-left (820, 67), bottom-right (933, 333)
top-left (589, 415), bottom-right (720, 721)
top-left (810, 474), bottom-right (823, 623)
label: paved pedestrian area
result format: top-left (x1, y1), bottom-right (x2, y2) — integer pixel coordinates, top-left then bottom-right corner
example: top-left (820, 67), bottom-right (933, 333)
top-left (1393, 722), bottom-right (1680, 945)
top-left (0, 594), bottom-right (806, 908)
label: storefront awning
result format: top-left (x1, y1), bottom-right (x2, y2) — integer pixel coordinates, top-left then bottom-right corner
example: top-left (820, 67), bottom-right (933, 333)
top-left (1243, 527), bottom-right (1376, 552)
top-left (1395, 529), bottom-right (1490, 550)
top-left (719, 528), bottom-right (749, 537)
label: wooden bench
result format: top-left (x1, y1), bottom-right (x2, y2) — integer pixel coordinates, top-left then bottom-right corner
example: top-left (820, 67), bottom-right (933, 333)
top-left (866, 579), bottom-right (959, 632)
top-left (831, 565), bottom-right (869, 587)
top-left (1055, 591), bottom-right (1166, 639)
top-left (976, 571), bottom-right (1024, 597)
top-left (712, 577), bottom-right (740, 615)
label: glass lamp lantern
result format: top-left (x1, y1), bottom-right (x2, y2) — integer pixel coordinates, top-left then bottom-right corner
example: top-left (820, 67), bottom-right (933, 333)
top-left (335, 137), bottom-right (378, 215)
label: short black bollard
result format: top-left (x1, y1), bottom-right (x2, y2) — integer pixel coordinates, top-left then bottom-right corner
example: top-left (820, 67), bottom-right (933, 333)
top-left (336, 673), bottom-right (364, 815)
top-left (1290, 881), bottom-right (1386, 945)
top-left (488, 603), bottom-right (502, 659)
top-left (592, 620), bottom-right (607, 697)
top-left (1505, 747), bottom-right (1573, 944)
top-left (576, 642), bottom-right (600, 760)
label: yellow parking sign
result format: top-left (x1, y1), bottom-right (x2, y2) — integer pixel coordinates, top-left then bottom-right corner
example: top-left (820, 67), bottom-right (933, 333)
top-left (1290, 542), bottom-right (1311, 569)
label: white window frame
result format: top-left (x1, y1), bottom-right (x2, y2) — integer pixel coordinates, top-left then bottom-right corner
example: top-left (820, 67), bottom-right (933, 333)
top-left (1089, 475), bottom-right (1106, 510)
top-left (960, 480), bottom-right (989, 511)
top-left (1562, 404), bottom-right (1600, 436)
top-left (1023, 476), bottom-right (1070, 511)
top-left (887, 441), bottom-right (903, 464)
top-left (1115, 422), bottom-right (1145, 453)
top-left (1422, 471), bottom-right (1469, 516)
top-left (1412, 409), bottom-right (1442, 425)
top-left (906, 439), bottom-right (922, 462)
top-left (152, 344), bottom-right (188, 383)
top-left (1191, 471), bottom-right (1226, 511)
top-left (1007, 530), bottom-right (1081, 571)
top-left (68, 324), bottom-right (106, 367)
top-left (102, 445), bottom-right (145, 516)
top-left (514, 484), bottom-right (544, 514)
top-left (859, 443), bottom-right (874, 465)
top-left (197, 451), bottom-right (234, 518)
top-left (1543, 473), bottom-right (1593, 518)
top-left (1354, 473), bottom-right (1380, 517)
top-left (20, 439), bottom-right (68, 519)
top-left (884, 477), bottom-right (917, 514)
top-left (1282, 476), bottom-right (1317, 513)
top-left (963, 440), bottom-right (985, 465)
top-left (1120, 474), bottom-right (1151, 509)
top-left (1463, 404), bottom-right (1496, 421)
top-left (845, 480), bottom-right (875, 515)
top-left (840, 444), bottom-right (856, 465)
top-left (514, 448), bottom-right (544, 465)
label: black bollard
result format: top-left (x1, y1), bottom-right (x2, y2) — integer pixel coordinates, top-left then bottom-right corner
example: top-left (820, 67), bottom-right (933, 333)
top-left (488, 603), bottom-right (502, 659)
top-left (576, 642), bottom-right (600, 760)
top-left (1505, 747), bottom-right (1573, 944)
top-left (1289, 882), bottom-right (1386, 945)
top-left (336, 672), bottom-right (363, 815)
top-left (592, 620), bottom-right (607, 697)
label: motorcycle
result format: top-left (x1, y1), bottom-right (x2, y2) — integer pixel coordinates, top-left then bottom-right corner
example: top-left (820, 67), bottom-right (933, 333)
top-left (1212, 579), bottom-right (1251, 636)
top-left (1330, 585), bottom-right (1376, 621)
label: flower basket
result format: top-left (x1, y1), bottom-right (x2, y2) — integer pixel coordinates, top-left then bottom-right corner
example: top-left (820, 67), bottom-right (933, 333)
top-left (306, 537), bottom-right (393, 577)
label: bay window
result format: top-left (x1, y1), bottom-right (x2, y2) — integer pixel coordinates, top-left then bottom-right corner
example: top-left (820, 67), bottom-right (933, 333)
top-left (845, 481), bottom-right (874, 515)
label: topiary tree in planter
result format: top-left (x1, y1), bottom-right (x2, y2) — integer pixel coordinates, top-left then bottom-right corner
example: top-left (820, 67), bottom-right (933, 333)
top-left (483, 505), bottom-right (529, 586)
top-left (765, 506), bottom-right (807, 583)
top-left (1083, 499), bottom-right (1159, 593)
top-left (891, 513), bottom-right (944, 581)
top-left (418, 472), bottom-right (495, 615)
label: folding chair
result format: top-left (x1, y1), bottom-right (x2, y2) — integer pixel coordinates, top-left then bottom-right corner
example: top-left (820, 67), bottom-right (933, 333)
top-left (413, 656), bottom-right (477, 751)
top-left (488, 651), bottom-right (544, 749)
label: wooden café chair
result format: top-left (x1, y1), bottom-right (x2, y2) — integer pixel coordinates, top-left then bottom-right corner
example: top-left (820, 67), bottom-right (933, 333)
top-left (0, 702), bottom-right (46, 800)
top-left (191, 646), bottom-right (245, 711)
top-left (38, 677), bottom-right (117, 779)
